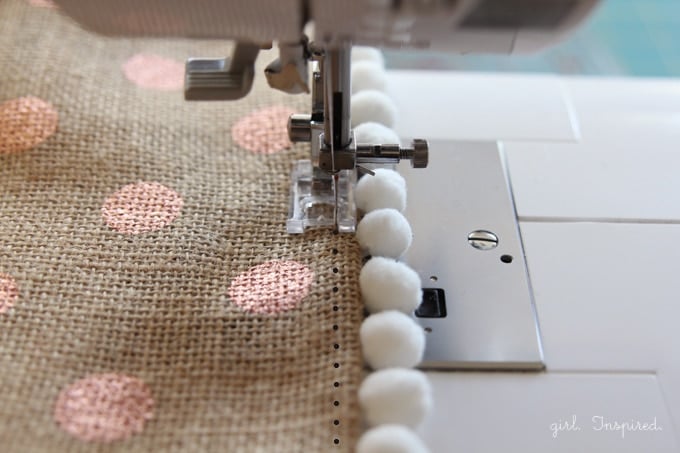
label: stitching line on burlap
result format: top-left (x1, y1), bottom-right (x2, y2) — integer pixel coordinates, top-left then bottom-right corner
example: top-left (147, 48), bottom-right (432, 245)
top-left (331, 246), bottom-right (342, 448)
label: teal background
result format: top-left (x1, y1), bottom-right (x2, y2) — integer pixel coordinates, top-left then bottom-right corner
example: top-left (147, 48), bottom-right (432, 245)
top-left (385, 0), bottom-right (680, 77)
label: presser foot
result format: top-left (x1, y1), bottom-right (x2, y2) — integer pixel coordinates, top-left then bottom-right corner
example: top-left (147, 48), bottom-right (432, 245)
top-left (286, 160), bottom-right (357, 234)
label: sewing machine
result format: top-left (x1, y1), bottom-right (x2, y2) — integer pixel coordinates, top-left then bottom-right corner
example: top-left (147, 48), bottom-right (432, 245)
top-left (53, 0), bottom-right (598, 235)
top-left (50, 0), bottom-right (680, 451)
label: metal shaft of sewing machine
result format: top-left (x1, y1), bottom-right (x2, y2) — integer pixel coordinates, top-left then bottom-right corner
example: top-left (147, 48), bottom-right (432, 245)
top-left (316, 42), bottom-right (429, 230)
top-left (323, 45), bottom-right (351, 153)
top-left (321, 43), bottom-right (351, 231)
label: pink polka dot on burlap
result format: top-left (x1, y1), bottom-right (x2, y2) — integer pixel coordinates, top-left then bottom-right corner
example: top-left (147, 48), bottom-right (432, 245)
top-left (122, 54), bottom-right (184, 91)
top-left (102, 182), bottom-right (183, 234)
top-left (0, 96), bottom-right (58, 154)
top-left (228, 260), bottom-right (314, 314)
top-left (232, 106), bottom-right (295, 154)
top-left (54, 373), bottom-right (154, 443)
top-left (0, 273), bottom-right (18, 314)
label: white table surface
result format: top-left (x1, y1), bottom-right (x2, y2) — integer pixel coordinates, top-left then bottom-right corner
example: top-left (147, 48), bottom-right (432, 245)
top-left (388, 71), bottom-right (680, 452)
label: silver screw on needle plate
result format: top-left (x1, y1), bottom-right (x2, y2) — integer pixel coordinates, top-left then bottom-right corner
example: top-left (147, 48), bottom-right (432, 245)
top-left (468, 230), bottom-right (499, 250)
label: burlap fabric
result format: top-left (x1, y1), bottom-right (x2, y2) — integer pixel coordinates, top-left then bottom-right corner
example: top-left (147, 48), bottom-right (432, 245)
top-left (0, 0), bottom-right (364, 451)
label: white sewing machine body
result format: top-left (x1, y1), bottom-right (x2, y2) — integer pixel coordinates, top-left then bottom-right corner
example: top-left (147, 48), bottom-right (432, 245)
top-left (391, 70), bottom-right (680, 452)
top-left (52, 0), bottom-right (598, 54)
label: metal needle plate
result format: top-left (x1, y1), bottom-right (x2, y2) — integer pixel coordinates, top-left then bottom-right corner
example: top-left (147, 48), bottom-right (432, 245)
top-left (399, 140), bottom-right (544, 370)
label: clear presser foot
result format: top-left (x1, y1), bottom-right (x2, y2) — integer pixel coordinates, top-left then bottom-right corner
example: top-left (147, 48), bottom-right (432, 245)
top-left (285, 137), bottom-right (427, 234)
top-left (286, 160), bottom-right (357, 234)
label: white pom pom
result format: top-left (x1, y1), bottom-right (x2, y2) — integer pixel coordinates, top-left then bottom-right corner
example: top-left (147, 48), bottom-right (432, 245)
top-left (351, 90), bottom-right (398, 128)
top-left (352, 61), bottom-right (388, 94)
top-left (357, 425), bottom-right (430, 453)
top-left (357, 209), bottom-right (412, 259)
top-left (360, 257), bottom-right (421, 314)
top-left (352, 46), bottom-right (386, 67)
top-left (358, 368), bottom-right (433, 428)
top-left (361, 311), bottom-right (425, 369)
top-left (354, 122), bottom-right (400, 145)
top-left (355, 168), bottom-right (406, 213)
